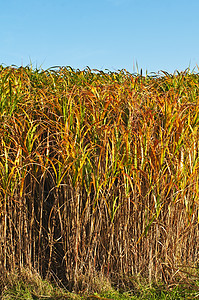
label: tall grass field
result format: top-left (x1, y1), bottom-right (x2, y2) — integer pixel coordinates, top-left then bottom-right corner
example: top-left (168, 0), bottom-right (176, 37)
top-left (0, 65), bottom-right (199, 297)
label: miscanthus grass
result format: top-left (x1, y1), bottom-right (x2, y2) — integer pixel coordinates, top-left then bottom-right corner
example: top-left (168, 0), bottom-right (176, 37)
top-left (0, 65), bottom-right (199, 294)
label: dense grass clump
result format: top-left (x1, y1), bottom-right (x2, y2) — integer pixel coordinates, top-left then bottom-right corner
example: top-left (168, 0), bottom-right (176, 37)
top-left (0, 65), bottom-right (199, 293)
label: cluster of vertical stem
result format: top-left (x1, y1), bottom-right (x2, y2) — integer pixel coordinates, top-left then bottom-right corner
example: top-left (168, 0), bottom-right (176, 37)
top-left (0, 66), bottom-right (199, 289)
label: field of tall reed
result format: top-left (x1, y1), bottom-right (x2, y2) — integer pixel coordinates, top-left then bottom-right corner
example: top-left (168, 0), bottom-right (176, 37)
top-left (0, 65), bottom-right (199, 291)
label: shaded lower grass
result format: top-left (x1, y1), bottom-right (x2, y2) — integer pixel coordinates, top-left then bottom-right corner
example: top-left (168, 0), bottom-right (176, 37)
top-left (1, 268), bottom-right (199, 300)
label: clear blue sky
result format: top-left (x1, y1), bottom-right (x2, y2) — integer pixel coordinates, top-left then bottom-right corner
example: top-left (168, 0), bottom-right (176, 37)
top-left (1, 0), bottom-right (199, 74)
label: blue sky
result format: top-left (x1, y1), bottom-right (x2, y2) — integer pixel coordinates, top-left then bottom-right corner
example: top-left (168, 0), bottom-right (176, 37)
top-left (1, 0), bottom-right (199, 74)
